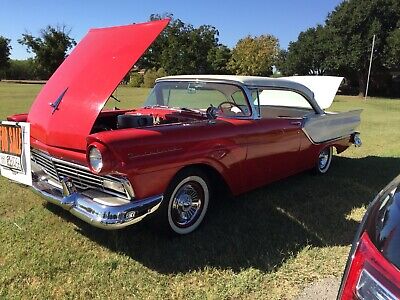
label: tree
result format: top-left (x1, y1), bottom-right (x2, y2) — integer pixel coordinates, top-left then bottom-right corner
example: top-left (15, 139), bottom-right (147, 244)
top-left (325, 0), bottom-right (400, 96)
top-left (137, 14), bottom-right (225, 75)
top-left (142, 68), bottom-right (167, 88)
top-left (5, 59), bottom-right (36, 80)
top-left (207, 44), bottom-right (232, 74)
top-left (279, 25), bottom-right (332, 76)
top-left (0, 36), bottom-right (12, 77)
top-left (128, 72), bottom-right (144, 87)
top-left (227, 35), bottom-right (279, 76)
top-left (18, 25), bottom-right (76, 79)
top-left (384, 28), bottom-right (400, 69)
top-left (159, 23), bottom-right (219, 74)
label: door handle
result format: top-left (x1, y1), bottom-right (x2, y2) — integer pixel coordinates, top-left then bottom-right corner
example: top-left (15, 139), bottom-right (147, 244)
top-left (290, 121), bottom-right (302, 126)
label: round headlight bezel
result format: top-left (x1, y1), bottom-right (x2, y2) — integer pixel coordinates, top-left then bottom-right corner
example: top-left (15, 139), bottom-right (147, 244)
top-left (89, 146), bottom-right (103, 173)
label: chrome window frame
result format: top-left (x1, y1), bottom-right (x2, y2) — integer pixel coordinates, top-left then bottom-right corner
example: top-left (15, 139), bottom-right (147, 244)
top-left (245, 85), bottom-right (324, 117)
top-left (151, 79), bottom-right (258, 120)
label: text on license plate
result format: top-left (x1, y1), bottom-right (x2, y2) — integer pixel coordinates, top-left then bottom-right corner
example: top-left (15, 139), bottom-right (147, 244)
top-left (0, 153), bottom-right (22, 170)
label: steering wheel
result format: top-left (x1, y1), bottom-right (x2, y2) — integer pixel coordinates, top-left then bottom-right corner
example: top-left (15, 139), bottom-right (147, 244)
top-left (217, 101), bottom-right (245, 115)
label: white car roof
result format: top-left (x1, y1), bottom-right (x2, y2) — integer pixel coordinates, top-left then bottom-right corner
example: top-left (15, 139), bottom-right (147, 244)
top-left (157, 75), bottom-right (343, 110)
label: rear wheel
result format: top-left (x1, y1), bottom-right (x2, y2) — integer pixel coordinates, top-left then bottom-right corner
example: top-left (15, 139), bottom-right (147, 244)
top-left (315, 146), bottom-right (333, 174)
top-left (158, 168), bottom-right (211, 235)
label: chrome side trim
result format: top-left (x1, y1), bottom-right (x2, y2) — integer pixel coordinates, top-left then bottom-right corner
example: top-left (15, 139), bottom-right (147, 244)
top-left (301, 127), bottom-right (362, 146)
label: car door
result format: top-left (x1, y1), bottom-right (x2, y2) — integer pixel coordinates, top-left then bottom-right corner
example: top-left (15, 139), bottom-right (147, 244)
top-left (239, 88), bottom-right (316, 190)
top-left (239, 117), bottom-right (302, 190)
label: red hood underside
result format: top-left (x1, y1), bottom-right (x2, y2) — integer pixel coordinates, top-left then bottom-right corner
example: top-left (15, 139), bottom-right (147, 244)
top-left (27, 19), bottom-right (169, 151)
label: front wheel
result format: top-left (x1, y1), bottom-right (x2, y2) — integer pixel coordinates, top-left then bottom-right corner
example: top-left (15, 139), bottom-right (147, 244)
top-left (315, 146), bottom-right (333, 174)
top-left (159, 169), bottom-right (211, 235)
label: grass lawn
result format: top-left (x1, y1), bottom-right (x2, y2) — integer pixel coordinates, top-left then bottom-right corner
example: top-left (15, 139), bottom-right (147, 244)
top-left (0, 82), bottom-right (399, 299)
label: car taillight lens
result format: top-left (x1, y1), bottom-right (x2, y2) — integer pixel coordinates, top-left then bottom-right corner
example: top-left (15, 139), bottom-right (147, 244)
top-left (356, 269), bottom-right (397, 300)
top-left (340, 232), bottom-right (400, 300)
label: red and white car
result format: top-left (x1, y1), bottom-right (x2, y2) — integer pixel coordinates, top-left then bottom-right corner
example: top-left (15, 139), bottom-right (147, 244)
top-left (0, 20), bottom-right (362, 235)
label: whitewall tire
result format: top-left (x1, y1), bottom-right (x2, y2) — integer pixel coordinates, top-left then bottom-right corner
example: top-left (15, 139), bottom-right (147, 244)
top-left (157, 168), bottom-right (211, 235)
top-left (315, 146), bottom-right (333, 174)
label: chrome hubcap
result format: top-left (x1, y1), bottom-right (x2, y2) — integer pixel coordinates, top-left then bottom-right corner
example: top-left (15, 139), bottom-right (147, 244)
top-left (171, 182), bottom-right (203, 227)
top-left (319, 149), bottom-right (330, 169)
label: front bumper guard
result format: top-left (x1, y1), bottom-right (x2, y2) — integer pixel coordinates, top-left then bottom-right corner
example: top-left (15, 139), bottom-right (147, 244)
top-left (32, 175), bottom-right (163, 230)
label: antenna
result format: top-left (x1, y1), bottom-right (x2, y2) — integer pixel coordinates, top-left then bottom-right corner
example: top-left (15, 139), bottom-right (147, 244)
top-left (365, 34), bottom-right (376, 100)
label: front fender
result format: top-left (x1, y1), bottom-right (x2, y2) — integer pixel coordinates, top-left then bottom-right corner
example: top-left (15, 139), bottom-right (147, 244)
top-left (87, 121), bottom-right (247, 198)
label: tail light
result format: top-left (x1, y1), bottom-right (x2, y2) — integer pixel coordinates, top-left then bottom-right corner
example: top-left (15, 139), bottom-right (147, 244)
top-left (339, 232), bottom-right (400, 299)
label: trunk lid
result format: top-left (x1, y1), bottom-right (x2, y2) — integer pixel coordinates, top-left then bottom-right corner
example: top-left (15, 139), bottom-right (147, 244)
top-left (27, 19), bottom-right (169, 150)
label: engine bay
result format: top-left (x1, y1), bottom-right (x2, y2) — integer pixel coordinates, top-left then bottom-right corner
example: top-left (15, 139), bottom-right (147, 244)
top-left (91, 107), bottom-right (207, 133)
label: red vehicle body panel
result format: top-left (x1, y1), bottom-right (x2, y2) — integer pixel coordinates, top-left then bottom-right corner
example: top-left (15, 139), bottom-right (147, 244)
top-left (27, 19), bottom-right (169, 151)
top-left (82, 108), bottom-right (352, 199)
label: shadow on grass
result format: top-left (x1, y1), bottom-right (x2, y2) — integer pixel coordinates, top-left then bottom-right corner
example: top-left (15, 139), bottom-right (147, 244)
top-left (45, 155), bottom-right (400, 274)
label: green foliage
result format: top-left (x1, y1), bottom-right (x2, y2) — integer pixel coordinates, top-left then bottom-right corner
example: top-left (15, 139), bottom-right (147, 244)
top-left (128, 72), bottom-right (144, 87)
top-left (142, 68), bottom-right (167, 88)
top-left (207, 45), bottom-right (232, 74)
top-left (279, 26), bottom-right (332, 76)
top-left (138, 14), bottom-right (224, 75)
top-left (0, 36), bottom-right (12, 77)
top-left (157, 67), bottom-right (167, 78)
top-left (281, 0), bottom-right (400, 96)
top-left (325, 0), bottom-right (400, 95)
top-left (384, 28), bottom-right (400, 69)
top-left (4, 59), bottom-right (36, 80)
top-left (18, 25), bottom-right (76, 79)
top-left (228, 35), bottom-right (279, 76)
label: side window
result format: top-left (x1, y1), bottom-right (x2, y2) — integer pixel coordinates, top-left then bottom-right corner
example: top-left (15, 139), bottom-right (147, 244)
top-left (231, 90), bottom-right (246, 105)
top-left (230, 90), bottom-right (251, 116)
top-left (255, 89), bottom-right (313, 118)
top-left (257, 89), bottom-right (312, 109)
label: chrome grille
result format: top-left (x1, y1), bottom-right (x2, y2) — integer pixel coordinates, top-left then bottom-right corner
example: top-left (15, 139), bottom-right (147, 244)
top-left (31, 149), bottom-right (131, 199)
top-left (31, 150), bottom-right (59, 180)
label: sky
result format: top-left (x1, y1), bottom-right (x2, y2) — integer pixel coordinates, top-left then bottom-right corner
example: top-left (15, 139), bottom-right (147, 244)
top-left (0, 0), bottom-right (343, 60)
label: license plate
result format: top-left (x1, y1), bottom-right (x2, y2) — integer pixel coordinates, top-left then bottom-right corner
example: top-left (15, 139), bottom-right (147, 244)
top-left (0, 124), bottom-right (23, 172)
top-left (0, 121), bottom-right (32, 186)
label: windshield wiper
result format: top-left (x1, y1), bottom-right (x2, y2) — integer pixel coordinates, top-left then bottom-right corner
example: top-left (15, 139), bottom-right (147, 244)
top-left (180, 107), bottom-right (205, 115)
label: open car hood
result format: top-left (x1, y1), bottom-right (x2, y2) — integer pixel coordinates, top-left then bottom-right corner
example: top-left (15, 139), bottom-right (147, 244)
top-left (27, 19), bottom-right (169, 150)
top-left (280, 76), bottom-right (344, 109)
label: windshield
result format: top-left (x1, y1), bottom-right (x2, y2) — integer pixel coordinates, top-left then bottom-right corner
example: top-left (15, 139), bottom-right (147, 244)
top-left (144, 81), bottom-right (252, 117)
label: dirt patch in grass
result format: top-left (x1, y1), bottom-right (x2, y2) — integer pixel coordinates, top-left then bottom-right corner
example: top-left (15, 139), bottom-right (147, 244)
top-left (295, 277), bottom-right (340, 300)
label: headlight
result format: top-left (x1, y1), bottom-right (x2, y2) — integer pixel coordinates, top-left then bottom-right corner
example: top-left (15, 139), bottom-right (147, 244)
top-left (89, 146), bottom-right (103, 173)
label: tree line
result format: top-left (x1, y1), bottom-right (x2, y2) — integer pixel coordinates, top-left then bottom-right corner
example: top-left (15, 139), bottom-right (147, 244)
top-left (0, 1), bottom-right (399, 96)
top-left (277, 0), bottom-right (400, 96)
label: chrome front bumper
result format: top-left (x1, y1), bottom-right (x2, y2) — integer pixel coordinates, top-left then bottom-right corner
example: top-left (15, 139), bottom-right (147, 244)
top-left (32, 172), bottom-right (163, 230)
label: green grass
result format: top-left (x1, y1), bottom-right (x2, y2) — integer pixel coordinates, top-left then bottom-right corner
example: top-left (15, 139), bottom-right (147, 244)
top-left (0, 82), bottom-right (399, 299)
